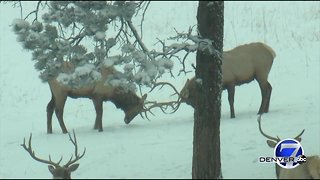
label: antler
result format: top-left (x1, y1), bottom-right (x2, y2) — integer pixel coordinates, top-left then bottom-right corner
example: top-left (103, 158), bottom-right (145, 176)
top-left (141, 82), bottom-right (183, 119)
top-left (21, 133), bottom-right (63, 167)
top-left (21, 130), bottom-right (86, 168)
top-left (294, 128), bottom-right (305, 141)
top-left (64, 129), bottom-right (86, 167)
top-left (148, 82), bottom-right (180, 96)
top-left (257, 114), bottom-right (281, 142)
top-left (257, 114), bottom-right (305, 142)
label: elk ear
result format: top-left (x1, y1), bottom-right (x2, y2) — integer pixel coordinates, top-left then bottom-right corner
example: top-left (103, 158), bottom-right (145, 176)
top-left (67, 163), bottom-right (79, 172)
top-left (142, 93), bottom-right (147, 101)
top-left (48, 165), bottom-right (56, 174)
top-left (266, 140), bottom-right (277, 148)
top-left (295, 137), bottom-right (302, 142)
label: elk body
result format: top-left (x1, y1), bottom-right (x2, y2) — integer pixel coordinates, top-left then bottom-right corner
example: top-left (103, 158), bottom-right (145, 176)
top-left (47, 62), bottom-right (147, 134)
top-left (258, 115), bottom-right (320, 179)
top-left (21, 130), bottom-right (86, 179)
top-left (180, 42), bottom-right (276, 118)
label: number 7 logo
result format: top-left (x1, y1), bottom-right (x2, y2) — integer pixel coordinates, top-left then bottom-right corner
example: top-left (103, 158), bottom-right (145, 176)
top-left (274, 139), bottom-right (304, 169)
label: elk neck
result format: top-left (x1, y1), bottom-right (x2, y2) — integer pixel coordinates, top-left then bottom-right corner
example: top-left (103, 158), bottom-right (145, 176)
top-left (109, 88), bottom-right (140, 112)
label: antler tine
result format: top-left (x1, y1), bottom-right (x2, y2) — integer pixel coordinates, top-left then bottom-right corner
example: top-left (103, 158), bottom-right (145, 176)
top-left (257, 114), bottom-right (280, 142)
top-left (140, 109), bottom-right (153, 121)
top-left (21, 133), bottom-right (60, 167)
top-left (142, 100), bottom-right (180, 115)
top-left (64, 129), bottom-right (86, 167)
top-left (294, 129), bottom-right (305, 140)
top-left (49, 155), bottom-right (63, 165)
top-left (149, 82), bottom-right (180, 97)
top-left (142, 82), bottom-right (183, 117)
top-left (169, 99), bottom-right (182, 114)
top-left (140, 103), bottom-right (155, 121)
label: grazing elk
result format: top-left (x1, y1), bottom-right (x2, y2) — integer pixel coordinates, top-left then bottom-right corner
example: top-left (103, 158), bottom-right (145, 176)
top-left (257, 115), bottom-right (320, 179)
top-left (180, 42), bottom-right (276, 118)
top-left (21, 130), bottom-right (86, 179)
top-left (47, 62), bottom-right (148, 134)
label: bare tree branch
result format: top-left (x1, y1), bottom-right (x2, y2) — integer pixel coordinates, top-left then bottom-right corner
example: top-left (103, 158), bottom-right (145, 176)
top-left (138, 1), bottom-right (150, 40)
top-left (126, 20), bottom-right (154, 61)
top-left (23, 1), bottom-right (42, 23)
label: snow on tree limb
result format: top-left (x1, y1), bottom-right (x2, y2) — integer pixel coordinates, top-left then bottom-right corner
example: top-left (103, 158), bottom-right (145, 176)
top-left (11, 1), bottom-right (220, 93)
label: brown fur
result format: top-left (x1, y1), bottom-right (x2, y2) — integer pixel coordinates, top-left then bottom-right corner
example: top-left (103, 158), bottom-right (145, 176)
top-left (276, 155), bottom-right (320, 179)
top-left (258, 115), bottom-right (320, 179)
top-left (266, 142), bottom-right (320, 179)
top-left (180, 42), bottom-right (276, 118)
top-left (47, 62), bottom-right (147, 134)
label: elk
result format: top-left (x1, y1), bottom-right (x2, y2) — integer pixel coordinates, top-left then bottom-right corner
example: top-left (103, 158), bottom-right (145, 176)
top-left (257, 115), bottom-right (320, 179)
top-left (46, 62), bottom-right (148, 134)
top-left (46, 61), bottom-right (176, 134)
top-left (180, 42), bottom-right (276, 118)
top-left (21, 130), bottom-right (86, 179)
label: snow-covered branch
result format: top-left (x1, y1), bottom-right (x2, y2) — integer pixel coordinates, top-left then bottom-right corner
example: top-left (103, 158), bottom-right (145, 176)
top-left (11, 1), bottom-right (220, 94)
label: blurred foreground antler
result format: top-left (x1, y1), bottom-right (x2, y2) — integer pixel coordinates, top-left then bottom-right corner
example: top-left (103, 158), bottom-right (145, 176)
top-left (21, 129), bottom-right (86, 179)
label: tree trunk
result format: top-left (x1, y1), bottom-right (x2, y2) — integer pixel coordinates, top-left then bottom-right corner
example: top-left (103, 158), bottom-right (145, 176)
top-left (192, 1), bottom-right (224, 179)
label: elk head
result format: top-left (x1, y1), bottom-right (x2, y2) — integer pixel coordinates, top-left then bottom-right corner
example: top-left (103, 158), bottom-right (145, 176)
top-left (257, 114), bottom-right (305, 178)
top-left (122, 92), bottom-right (148, 124)
top-left (179, 78), bottom-right (197, 108)
top-left (21, 130), bottom-right (86, 179)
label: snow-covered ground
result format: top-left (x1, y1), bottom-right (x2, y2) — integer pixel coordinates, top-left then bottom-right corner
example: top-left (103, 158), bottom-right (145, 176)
top-left (0, 1), bottom-right (319, 178)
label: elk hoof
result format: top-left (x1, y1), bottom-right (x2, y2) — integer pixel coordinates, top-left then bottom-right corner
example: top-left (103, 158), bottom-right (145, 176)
top-left (230, 113), bottom-right (235, 118)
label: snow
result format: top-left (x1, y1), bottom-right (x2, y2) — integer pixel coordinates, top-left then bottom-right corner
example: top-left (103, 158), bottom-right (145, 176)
top-left (94, 31), bottom-right (106, 41)
top-left (56, 63), bottom-right (101, 88)
top-left (0, 1), bottom-right (319, 179)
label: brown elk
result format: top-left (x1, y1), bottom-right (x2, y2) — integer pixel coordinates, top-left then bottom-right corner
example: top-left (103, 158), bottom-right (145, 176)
top-left (257, 115), bottom-right (320, 179)
top-left (46, 61), bottom-right (176, 134)
top-left (180, 42), bottom-right (276, 118)
top-left (46, 62), bottom-right (148, 134)
top-left (21, 130), bottom-right (86, 179)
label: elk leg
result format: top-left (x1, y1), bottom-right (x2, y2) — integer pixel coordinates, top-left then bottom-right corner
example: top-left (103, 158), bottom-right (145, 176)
top-left (264, 82), bottom-right (272, 113)
top-left (47, 93), bottom-right (55, 134)
top-left (258, 81), bottom-right (268, 115)
top-left (227, 85), bottom-right (235, 118)
top-left (275, 164), bottom-right (280, 179)
top-left (93, 98), bottom-right (103, 132)
top-left (54, 95), bottom-right (68, 134)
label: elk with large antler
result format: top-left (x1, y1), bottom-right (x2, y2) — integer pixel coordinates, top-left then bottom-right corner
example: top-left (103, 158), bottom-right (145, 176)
top-left (257, 115), bottom-right (320, 179)
top-left (180, 42), bottom-right (276, 118)
top-left (21, 130), bottom-right (86, 179)
top-left (47, 62), bottom-right (149, 134)
top-left (47, 61), bottom-right (181, 134)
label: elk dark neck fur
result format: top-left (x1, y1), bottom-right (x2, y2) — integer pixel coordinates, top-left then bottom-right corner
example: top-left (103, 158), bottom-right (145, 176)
top-left (109, 88), bottom-right (140, 111)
